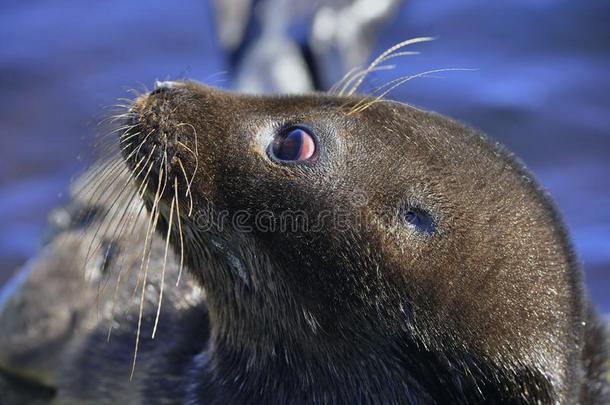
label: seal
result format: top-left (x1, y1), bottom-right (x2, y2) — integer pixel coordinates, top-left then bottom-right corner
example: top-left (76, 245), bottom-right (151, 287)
top-left (0, 162), bottom-right (205, 404)
top-left (102, 77), bottom-right (608, 404)
top-left (3, 70), bottom-right (607, 402)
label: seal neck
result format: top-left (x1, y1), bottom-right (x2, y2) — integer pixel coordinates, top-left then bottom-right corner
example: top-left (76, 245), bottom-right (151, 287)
top-left (193, 247), bottom-right (556, 404)
top-left (200, 325), bottom-right (435, 403)
top-left (193, 243), bottom-right (429, 402)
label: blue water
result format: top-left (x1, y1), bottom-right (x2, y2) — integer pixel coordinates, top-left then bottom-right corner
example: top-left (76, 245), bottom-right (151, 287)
top-left (0, 1), bottom-right (608, 312)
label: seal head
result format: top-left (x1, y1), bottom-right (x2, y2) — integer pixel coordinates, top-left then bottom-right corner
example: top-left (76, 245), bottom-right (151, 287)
top-left (120, 80), bottom-right (605, 403)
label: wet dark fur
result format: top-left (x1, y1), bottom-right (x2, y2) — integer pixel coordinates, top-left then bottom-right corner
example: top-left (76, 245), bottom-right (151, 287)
top-left (114, 81), bottom-right (609, 403)
top-left (2, 80), bottom-right (607, 404)
top-left (0, 166), bottom-right (206, 404)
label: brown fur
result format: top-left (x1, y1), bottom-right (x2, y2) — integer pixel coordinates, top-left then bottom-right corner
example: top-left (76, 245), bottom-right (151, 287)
top-left (1, 80), bottom-right (608, 404)
top-left (120, 81), bottom-right (608, 403)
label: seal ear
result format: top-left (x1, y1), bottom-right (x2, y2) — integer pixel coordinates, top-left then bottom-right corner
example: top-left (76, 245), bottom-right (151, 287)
top-left (400, 205), bottom-right (436, 235)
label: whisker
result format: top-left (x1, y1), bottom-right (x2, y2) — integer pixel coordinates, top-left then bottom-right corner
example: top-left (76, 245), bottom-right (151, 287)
top-left (131, 151), bottom-right (168, 303)
top-left (119, 130), bottom-right (142, 145)
top-left (105, 191), bottom-right (147, 341)
top-left (82, 162), bottom-right (132, 264)
top-left (98, 112), bottom-right (134, 127)
top-left (176, 141), bottom-right (196, 157)
top-left (348, 68), bottom-right (475, 115)
top-left (106, 124), bottom-right (138, 136)
top-left (177, 158), bottom-right (194, 216)
top-left (84, 156), bottom-right (149, 266)
top-left (109, 160), bottom-right (155, 315)
top-left (126, 87), bottom-right (145, 98)
top-left (338, 51), bottom-right (421, 97)
top-left (347, 37), bottom-right (435, 96)
top-left (129, 130), bottom-right (155, 164)
top-left (152, 195), bottom-right (175, 339)
top-left (329, 66), bottom-right (361, 94)
top-left (130, 163), bottom-right (165, 380)
top-left (130, 202), bottom-right (161, 381)
top-left (95, 151), bottom-right (157, 301)
top-left (337, 65), bottom-right (396, 96)
top-left (122, 176), bottom-right (154, 309)
top-left (174, 177), bottom-right (185, 286)
top-left (175, 123), bottom-right (198, 216)
top-left (117, 97), bottom-right (138, 104)
top-left (77, 157), bottom-right (123, 198)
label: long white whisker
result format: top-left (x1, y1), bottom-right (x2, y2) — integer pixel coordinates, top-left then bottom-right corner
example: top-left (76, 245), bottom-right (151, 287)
top-left (130, 162), bottom-right (165, 380)
top-left (174, 177), bottom-right (185, 286)
top-left (152, 195), bottom-right (175, 339)
top-left (348, 68), bottom-right (475, 115)
top-left (347, 37), bottom-right (435, 96)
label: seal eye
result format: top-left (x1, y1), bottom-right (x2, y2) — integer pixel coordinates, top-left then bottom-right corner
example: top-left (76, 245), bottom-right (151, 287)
top-left (403, 207), bottom-right (436, 235)
top-left (269, 127), bottom-right (316, 162)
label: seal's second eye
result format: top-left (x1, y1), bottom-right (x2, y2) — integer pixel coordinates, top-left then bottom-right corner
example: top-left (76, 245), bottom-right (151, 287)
top-left (269, 127), bottom-right (316, 162)
top-left (403, 207), bottom-right (436, 235)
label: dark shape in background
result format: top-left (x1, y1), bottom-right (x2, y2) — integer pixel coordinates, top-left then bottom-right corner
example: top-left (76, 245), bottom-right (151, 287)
top-left (0, 0), bottom-right (608, 313)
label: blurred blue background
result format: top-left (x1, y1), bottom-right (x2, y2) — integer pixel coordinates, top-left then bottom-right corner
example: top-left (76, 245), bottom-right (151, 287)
top-left (0, 1), bottom-right (608, 313)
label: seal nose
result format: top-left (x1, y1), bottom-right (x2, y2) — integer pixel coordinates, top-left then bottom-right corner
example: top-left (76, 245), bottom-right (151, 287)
top-left (150, 80), bottom-right (181, 95)
top-left (121, 79), bottom-right (195, 184)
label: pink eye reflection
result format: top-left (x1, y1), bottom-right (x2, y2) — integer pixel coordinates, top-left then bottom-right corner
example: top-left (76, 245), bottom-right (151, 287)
top-left (270, 127), bottom-right (317, 162)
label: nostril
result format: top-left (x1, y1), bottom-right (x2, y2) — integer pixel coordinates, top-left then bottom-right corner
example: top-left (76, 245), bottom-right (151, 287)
top-left (149, 87), bottom-right (167, 96)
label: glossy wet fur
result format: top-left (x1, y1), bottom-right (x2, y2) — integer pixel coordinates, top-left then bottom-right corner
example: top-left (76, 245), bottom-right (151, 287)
top-left (120, 81), bottom-right (608, 403)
